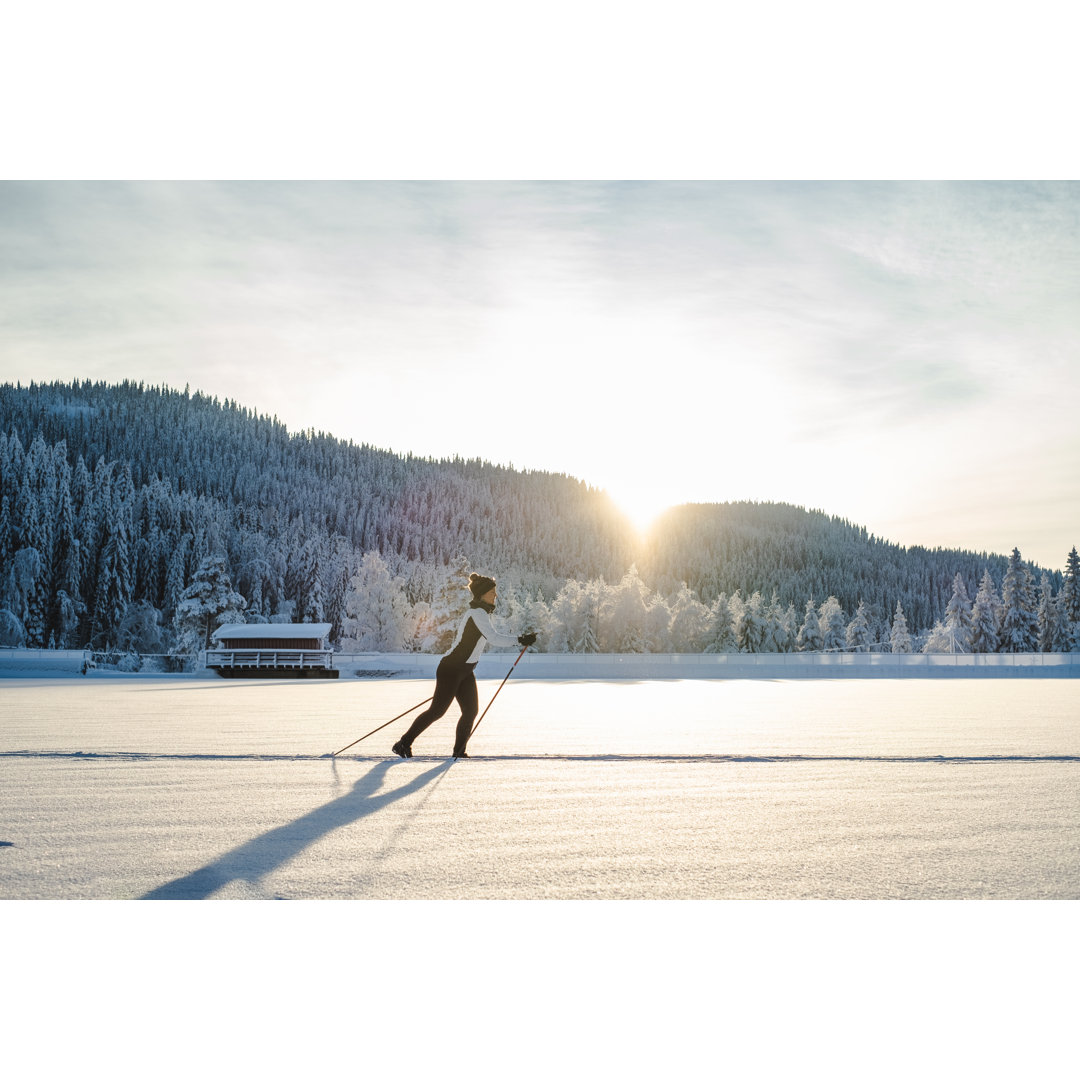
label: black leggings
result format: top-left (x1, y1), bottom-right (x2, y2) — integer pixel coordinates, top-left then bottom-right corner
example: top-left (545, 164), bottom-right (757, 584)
top-left (400, 660), bottom-right (478, 752)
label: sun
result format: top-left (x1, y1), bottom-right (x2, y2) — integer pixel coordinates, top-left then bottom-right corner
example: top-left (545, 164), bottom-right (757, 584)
top-left (606, 484), bottom-right (672, 538)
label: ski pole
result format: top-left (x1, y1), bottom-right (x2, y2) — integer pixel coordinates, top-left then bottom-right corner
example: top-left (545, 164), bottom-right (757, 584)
top-left (468, 645), bottom-right (529, 742)
top-left (330, 695), bottom-right (434, 757)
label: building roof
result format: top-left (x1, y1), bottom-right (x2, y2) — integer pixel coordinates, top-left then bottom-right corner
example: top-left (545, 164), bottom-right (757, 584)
top-left (211, 623), bottom-right (333, 642)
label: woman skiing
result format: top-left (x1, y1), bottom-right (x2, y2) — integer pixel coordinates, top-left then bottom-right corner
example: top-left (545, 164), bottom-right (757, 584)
top-left (392, 574), bottom-right (536, 759)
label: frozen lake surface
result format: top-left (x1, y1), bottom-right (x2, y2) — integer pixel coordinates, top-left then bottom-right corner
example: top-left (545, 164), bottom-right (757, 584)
top-left (1, 676), bottom-right (1077, 899)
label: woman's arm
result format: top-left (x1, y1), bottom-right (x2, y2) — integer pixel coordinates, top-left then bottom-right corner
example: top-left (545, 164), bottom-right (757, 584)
top-left (471, 607), bottom-right (522, 649)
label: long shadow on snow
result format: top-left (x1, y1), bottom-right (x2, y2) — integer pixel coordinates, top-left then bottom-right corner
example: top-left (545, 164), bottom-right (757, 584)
top-left (141, 759), bottom-right (450, 900)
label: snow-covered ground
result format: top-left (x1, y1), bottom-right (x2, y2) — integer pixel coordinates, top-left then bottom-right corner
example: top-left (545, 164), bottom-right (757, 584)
top-left (2, 675), bottom-right (1077, 900)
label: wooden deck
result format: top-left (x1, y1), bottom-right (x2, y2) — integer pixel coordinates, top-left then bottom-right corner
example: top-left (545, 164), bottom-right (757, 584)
top-left (204, 649), bottom-right (339, 678)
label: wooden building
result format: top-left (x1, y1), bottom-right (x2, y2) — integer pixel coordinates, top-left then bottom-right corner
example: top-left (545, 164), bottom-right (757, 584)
top-left (206, 623), bottom-right (338, 678)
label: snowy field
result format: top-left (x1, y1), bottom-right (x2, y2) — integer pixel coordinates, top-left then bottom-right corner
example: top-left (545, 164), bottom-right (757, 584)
top-left (2, 674), bottom-right (1078, 900)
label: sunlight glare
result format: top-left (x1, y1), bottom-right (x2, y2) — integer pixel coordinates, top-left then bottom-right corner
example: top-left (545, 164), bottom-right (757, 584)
top-left (606, 483), bottom-right (673, 538)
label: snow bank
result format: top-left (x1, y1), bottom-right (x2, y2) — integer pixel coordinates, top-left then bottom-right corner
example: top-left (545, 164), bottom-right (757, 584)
top-left (4, 648), bottom-right (1079, 681)
top-left (0, 648), bottom-right (89, 675)
top-left (341, 651), bottom-right (1080, 680)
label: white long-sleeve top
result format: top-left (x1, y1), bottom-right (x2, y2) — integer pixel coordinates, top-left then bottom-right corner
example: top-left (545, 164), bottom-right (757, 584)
top-left (443, 603), bottom-right (519, 665)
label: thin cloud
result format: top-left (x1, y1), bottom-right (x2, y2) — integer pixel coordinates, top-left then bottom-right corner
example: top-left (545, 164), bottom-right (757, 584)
top-left (0, 180), bottom-right (1076, 566)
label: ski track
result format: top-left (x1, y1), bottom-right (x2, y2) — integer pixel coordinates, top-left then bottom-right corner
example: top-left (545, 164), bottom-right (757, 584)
top-left (3, 750), bottom-right (1079, 764)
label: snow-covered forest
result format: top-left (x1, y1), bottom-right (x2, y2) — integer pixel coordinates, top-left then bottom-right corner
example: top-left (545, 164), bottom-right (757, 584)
top-left (1, 379), bottom-right (1077, 657)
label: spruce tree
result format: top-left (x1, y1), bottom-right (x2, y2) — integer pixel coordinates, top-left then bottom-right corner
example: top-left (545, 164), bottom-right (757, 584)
top-left (735, 592), bottom-right (768, 653)
top-left (890, 601), bottom-right (912, 653)
top-left (1059, 547), bottom-right (1080, 652)
top-left (90, 492), bottom-right (133, 648)
top-left (943, 573), bottom-right (974, 653)
top-left (0, 494), bottom-right (12, 567)
top-left (764, 592), bottom-right (793, 653)
top-left (1036, 573), bottom-right (1058, 652)
top-left (607, 568), bottom-right (650, 653)
top-left (48, 469), bottom-right (80, 643)
top-left (702, 593), bottom-right (735, 653)
top-left (297, 540), bottom-right (325, 623)
top-left (970, 569), bottom-right (1000, 654)
top-left (999, 548), bottom-right (1038, 652)
top-left (797, 599), bottom-right (823, 652)
top-left (0, 607), bottom-right (26, 647)
top-left (578, 586), bottom-right (601, 653)
top-left (669, 583), bottom-right (708, 652)
top-left (173, 554), bottom-right (246, 653)
top-left (819, 596), bottom-right (847, 651)
top-left (922, 620), bottom-right (953, 653)
top-left (845, 600), bottom-right (871, 652)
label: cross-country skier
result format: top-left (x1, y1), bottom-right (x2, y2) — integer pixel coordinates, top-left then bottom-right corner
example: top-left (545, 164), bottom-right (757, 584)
top-left (392, 574), bottom-right (537, 759)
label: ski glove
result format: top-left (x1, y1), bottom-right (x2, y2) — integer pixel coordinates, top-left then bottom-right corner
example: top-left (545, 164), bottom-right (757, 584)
top-left (518, 632), bottom-right (537, 647)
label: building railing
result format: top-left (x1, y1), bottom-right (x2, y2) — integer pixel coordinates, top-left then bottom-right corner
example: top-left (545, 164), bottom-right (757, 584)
top-left (204, 648), bottom-right (334, 671)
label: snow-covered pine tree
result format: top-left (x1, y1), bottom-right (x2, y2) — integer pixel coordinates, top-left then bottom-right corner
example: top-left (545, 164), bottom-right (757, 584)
top-left (16, 472), bottom-right (49, 648)
top-left (577, 584), bottom-right (601, 653)
top-left (295, 539), bottom-right (325, 623)
top-left (51, 589), bottom-right (85, 649)
top-left (780, 602), bottom-right (799, 653)
top-left (735, 591), bottom-right (767, 653)
top-left (172, 554), bottom-right (246, 653)
top-left (549, 580), bottom-right (584, 654)
top-left (797, 598), bottom-right (823, 652)
top-left (761, 593), bottom-right (787, 653)
top-left (47, 458), bottom-right (79, 644)
top-left (0, 494), bottom-right (12, 568)
top-left (998, 548), bottom-right (1038, 653)
top-left (943, 573), bottom-right (973, 654)
top-left (164, 534), bottom-right (191, 616)
top-left (340, 550), bottom-right (410, 652)
top-left (1058, 546), bottom-right (1080, 652)
top-left (889, 601), bottom-right (912, 653)
top-left (5, 547), bottom-right (42, 644)
top-left (739, 592), bottom-right (762, 653)
top-left (1036, 572), bottom-right (1057, 652)
top-left (669, 582), bottom-right (707, 652)
top-left (643, 593), bottom-right (671, 653)
top-left (116, 600), bottom-right (165, 654)
top-left (702, 593), bottom-right (735, 653)
top-left (0, 606), bottom-right (25, 647)
top-left (845, 600), bottom-right (871, 652)
top-left (524, 590), bottom-right (553, 653)
top-left (922, 620), bottom-right (953, 653)
top-left (819, 596), bottom-right (846, 652)
top-left (323, 537), bottom-right (354, 643)
top-left (501, 585), bottom-right (529, 640)
top-left (90, 488), bottom-right (134, 648)
top-left (970, 569), bottom-right (1000, 654)
top-left (605, 567), bottom-right (650, 653)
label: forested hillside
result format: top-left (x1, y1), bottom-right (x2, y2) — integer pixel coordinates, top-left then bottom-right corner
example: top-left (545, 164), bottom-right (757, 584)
top-left (639, 503), bottom-right (1010, 633)
top-left (1, 380), bottom-right (1076, 657)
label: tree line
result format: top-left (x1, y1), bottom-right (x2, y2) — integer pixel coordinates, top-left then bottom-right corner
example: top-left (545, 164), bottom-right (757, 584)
top-left (1, 379), bottom-right (1076, 658)
top-left (337, 548), bottom-right (1080, 656)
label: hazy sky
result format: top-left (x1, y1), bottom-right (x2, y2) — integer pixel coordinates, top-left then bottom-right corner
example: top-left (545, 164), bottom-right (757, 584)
top-left (1, 180), bottom-right (1077, 569)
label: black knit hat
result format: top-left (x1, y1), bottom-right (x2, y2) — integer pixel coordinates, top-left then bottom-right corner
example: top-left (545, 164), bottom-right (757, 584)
top-left (469, 573), bottom-right (496, 599)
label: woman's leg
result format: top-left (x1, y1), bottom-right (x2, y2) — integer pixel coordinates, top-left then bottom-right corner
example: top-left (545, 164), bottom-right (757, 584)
top-left (399, 663), bottom-right (459, 746)
top-left (452, 671), bottom-right (479, 755)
